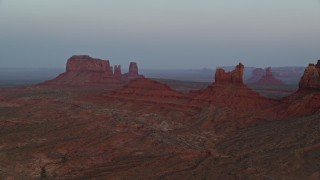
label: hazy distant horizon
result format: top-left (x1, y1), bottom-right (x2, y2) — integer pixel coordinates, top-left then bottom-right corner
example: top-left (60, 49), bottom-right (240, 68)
top-left (0, 0), bottom-right (319, 69)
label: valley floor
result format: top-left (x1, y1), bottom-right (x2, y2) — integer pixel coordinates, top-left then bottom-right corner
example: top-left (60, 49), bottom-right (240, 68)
top-left (0, 85), bottom-right (319, 179)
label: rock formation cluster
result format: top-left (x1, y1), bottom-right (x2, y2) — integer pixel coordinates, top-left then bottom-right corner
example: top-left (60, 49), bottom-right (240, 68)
top-left (215, 63), bottom-right (244, 84)
top-left (190, 63), bottom-right (277, 109)
top-left (43, 55), bottom-right (143, 85)
top-left (299, 60), bottom-right (320, 90)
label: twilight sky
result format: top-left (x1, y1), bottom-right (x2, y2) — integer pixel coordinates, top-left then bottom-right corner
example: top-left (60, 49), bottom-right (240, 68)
top-left (0, 0), bottom-right (319, 69)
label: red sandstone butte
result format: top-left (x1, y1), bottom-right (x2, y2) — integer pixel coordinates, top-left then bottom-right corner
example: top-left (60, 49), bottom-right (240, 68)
top-left (299, 60), bottom-right (320, 90)
top-left (191, 63), bottom-right (278, 109)
top-left (278, 60), bottom-right (320, 117)
top-left (123, 62), bottom-right (144, 79)
top-left (41, 55), bottom-right (143, 86)
top-left (66, 55), bottom-right (113, 74)
top-left (256, 67), bottom-right (284, 85)
top-left (215, 63), bottom-right (244, 84)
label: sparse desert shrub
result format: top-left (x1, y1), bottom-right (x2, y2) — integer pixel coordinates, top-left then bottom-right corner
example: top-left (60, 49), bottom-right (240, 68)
top-left (61, 155), bottom-right (68, 163)
top-left (39, 167), bottom-right (47, 180)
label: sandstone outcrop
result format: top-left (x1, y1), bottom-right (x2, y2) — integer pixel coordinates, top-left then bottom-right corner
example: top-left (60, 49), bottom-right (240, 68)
top-left (299, 60), bottom-right (320, 90)
top-left (256, 67), bottom-right (284, 85)
top-left (215, 63), bottom-right (244, 84)
top-left (277, 60), bottom-right (320, 117)
top-left (42, 55), bottom-right (143, 86)
top-left (123, 62), bottom-right (144, 79)
top-left (191, 63), bottom-right (279, 109)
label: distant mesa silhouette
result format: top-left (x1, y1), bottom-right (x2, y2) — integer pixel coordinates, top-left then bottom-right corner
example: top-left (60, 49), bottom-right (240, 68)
top-left (246, 68), bottom-right (265, 84)
top-left (255, 67), bottom-right (284, 85)
top-left (42, 55), bottom-right (144, 86)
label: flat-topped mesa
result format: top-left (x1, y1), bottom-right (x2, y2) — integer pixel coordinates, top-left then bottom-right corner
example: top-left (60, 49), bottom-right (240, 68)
top-left (256, 67), bottom-right (284, 85)
top-left (66, 55), bottom-right (113, 75)
top-left (41, 55), bottom-right (126, 86)
top-left (123, 62), bottom-right (144, 79)
top-left (214, 63), bottom-right (244, 85)
top-left (299, 60), bottom-right (320, 90)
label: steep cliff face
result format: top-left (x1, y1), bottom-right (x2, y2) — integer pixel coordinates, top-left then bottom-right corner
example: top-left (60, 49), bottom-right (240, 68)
top-left (215, 63), bottom-right (244, 84)
top-left (66, 55), bottom-right (113, 75)
top-left (299, 60), bottom-right (320, 90)
top-left (256, 67), bottom-right (284, 85)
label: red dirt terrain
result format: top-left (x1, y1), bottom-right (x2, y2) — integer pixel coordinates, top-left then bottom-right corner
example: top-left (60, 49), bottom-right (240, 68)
top-left (0, 57), bottom-right (319, 179)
